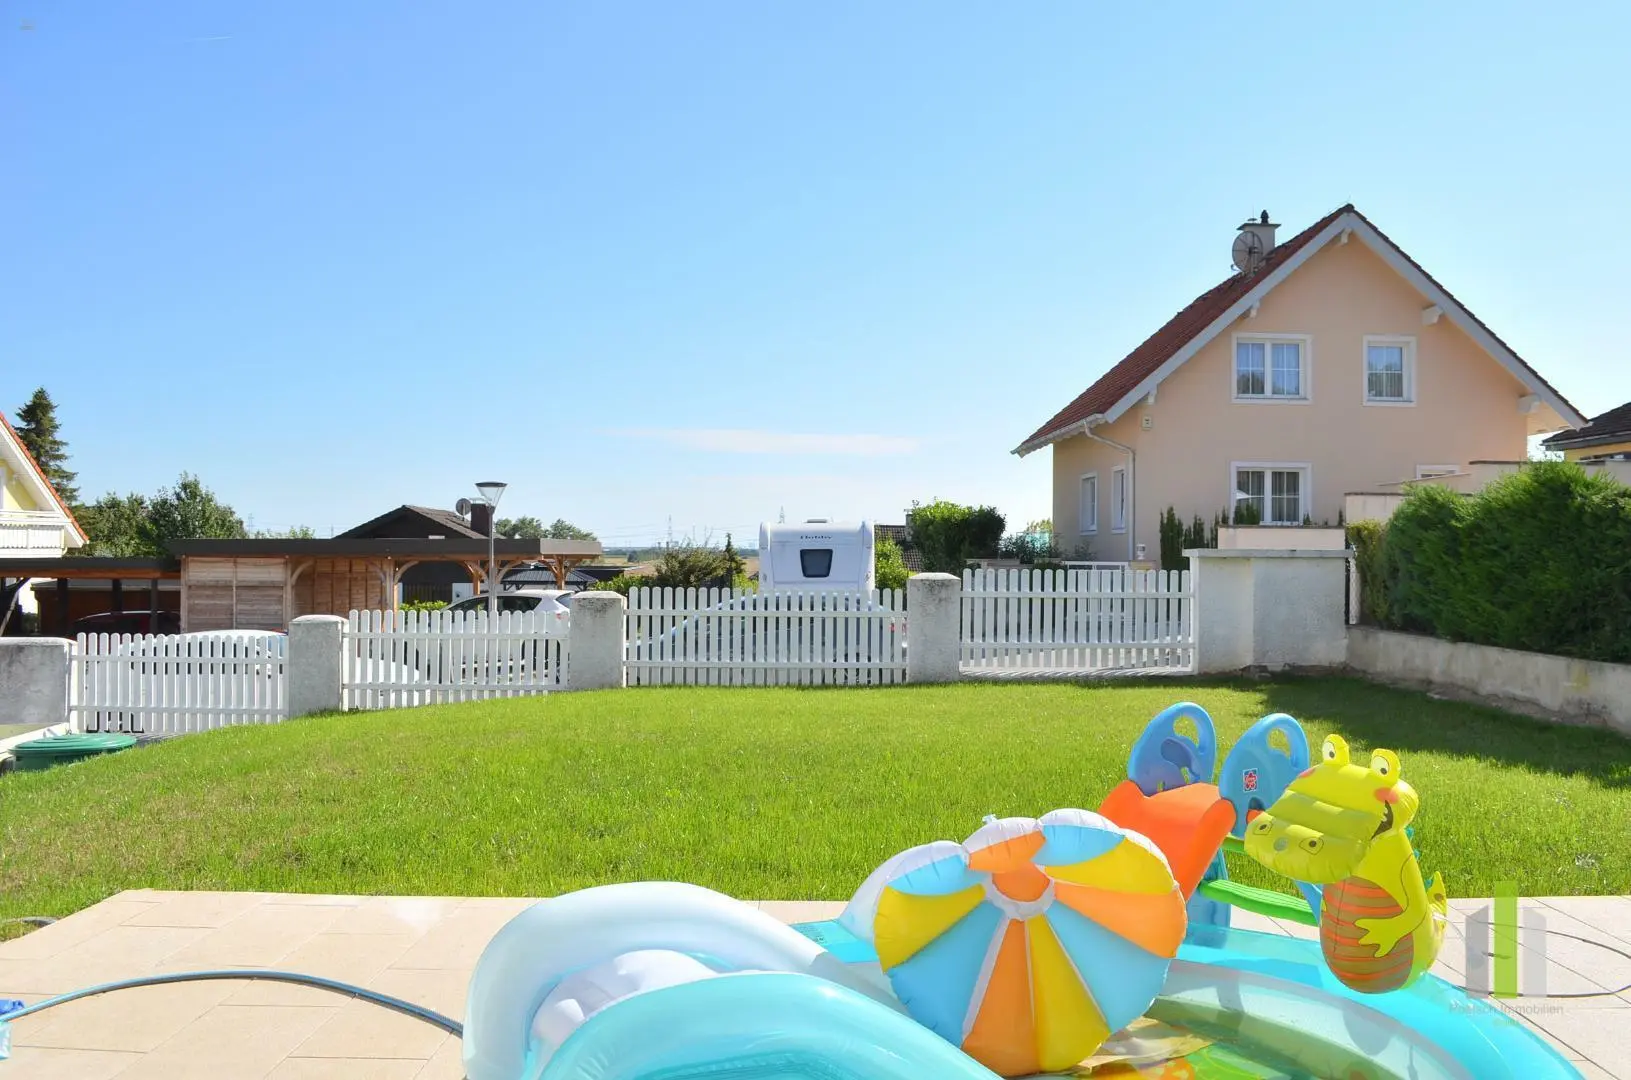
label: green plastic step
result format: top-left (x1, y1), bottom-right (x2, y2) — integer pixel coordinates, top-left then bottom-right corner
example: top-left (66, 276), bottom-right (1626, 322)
top-left (1198, 878), bottom-right (1318, 926)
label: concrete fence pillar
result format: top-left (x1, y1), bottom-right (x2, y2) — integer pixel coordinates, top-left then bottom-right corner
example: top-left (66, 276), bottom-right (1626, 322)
top-left (566, 592), bottom-right (626, 691)
top-left (906, 573), bottom-right (962, 684)
top-left (288, 615), bottom-right (346, 717)
top-left (0, 638), bottom-right (72, 731)
top-left (1186, 548), bottom-right (1350, 673)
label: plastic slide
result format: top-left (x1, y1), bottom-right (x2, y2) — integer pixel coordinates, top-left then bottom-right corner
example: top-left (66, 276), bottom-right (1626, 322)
top-left (461, 881), bottom-right (1002, 1080)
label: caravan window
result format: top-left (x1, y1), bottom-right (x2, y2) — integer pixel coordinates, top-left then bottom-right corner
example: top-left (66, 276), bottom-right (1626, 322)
top-left (799, 549), bottom-right (834, 578)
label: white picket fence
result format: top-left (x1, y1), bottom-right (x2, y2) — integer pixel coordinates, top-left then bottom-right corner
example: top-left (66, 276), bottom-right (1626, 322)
top-left (71, 631), bottom-right (288, 735)
top-left (342, 608), bottom-right (568, 710)
top-left (960, 568), bottom-right (1194, 675)
top-left (625, 587), bottom-right (907, 686)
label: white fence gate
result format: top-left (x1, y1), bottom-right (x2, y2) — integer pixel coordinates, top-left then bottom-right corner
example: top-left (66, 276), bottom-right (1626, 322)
top-left (71, 631), bottom-right (288, 735)
top-left (961, 568), bottom-right (1193, 675)
top-left (342, 609), bottom-right (568, 710)
top-left (626, 587), bottom-right (907, 686)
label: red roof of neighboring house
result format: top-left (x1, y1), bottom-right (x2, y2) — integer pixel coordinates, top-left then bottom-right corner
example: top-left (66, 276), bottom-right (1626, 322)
top-left (1018, 204), bottom-right (1581, 452)
top-left (1, 412), bottom-right (86, 545)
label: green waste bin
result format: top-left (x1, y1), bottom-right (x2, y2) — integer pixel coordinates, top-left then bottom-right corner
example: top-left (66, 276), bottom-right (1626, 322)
top-left (11, 733), bottom-right (137, 772)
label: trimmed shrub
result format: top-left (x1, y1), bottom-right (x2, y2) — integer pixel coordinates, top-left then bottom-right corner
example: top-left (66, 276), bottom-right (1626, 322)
top-left (1345, 519), bottom-right (1389, 626)
top-left (875, 537), bottom-right (910, 591)
top-left (906, 499), bottom-right (1006, 573)
top-left (1368, 462), bottom-right (1631, 663)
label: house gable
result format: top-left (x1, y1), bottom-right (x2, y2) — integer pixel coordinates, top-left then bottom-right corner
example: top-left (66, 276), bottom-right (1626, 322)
top-left (0, 413), bottom-right (86, 548)
top-left (1016, 206), bottom-right (1584, 456)
top-left (338, 504), bottom-right (483, 540)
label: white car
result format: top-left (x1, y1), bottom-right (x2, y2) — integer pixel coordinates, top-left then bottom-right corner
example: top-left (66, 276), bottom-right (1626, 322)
top-left (631, 592), bottom-right (905, 663)
top-left (444, 589), bottom-right (574, 620)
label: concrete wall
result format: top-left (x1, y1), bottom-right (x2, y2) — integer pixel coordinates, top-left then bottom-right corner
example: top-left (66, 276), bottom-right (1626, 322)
top-left (1217, 526), bottom-right (1346, 550)
top-left (1347, 626), bottom-right (1631, 737)
top-left (1188, 549), bottom-right (1350, 673)
top-left (0, 638), bottom-right (71, 731)
top-left (1052, 236), bottom-right (1544, 560)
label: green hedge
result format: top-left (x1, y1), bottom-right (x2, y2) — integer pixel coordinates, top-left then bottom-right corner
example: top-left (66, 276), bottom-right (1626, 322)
top-left (1353, 462), bottom-right (1631, 664)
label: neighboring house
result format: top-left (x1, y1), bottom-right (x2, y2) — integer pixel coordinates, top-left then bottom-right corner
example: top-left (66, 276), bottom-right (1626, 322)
top-left (2, 413), bottom-right (88, 633)
top-left (873, 525), bottom-right (925, 571)
top-left (1542, 400), bottom-right (1631, 463)
top-left (1014, 205), bottom-right (1587, 561)
top-left (340, 504), bottom-right (486, 604)
top-left (0, 414), bottom-right (86, 557)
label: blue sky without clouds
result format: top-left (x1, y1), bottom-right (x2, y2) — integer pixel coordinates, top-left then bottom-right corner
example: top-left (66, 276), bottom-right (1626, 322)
top-left (5, 2), bottom-right (1628, 545)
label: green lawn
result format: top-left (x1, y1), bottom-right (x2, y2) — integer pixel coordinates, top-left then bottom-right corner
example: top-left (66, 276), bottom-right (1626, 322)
top-left (1, 677), bottom-right (1626, 928)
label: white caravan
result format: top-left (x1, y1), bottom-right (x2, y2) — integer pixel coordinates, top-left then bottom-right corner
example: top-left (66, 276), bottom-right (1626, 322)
top-left (757, 519), bottom-right (875, 593)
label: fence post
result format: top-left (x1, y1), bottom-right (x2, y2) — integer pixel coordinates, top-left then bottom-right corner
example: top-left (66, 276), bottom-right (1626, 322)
top-left (288, 615), bottom-right (346, 717)
top-left (906, 572), bottom-right (962, 684)
top-left (567, 591), bottom-right (626, 691)
top-left (0, 638), bottom-right (72, 733)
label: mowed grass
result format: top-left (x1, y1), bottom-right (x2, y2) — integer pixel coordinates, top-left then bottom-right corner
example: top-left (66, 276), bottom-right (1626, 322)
top-left (1, 677), bottom-right (1626, 927)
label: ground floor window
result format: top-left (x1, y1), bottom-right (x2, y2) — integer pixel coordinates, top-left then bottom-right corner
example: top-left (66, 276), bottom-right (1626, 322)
top-left (1232, 464), bottom-right (1309, 525)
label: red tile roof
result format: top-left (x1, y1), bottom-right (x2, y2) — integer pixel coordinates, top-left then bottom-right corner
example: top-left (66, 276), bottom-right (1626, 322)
top-left (1, 412), bottom-right (86, 545)
top-left (1018, 204), bottom-right (1580, 451)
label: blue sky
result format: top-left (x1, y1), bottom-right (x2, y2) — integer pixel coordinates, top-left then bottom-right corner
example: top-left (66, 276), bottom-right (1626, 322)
top-left (5, 2), bottom-right (1628, 546)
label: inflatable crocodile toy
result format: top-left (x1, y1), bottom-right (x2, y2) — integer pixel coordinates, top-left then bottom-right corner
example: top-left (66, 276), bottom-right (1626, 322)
top-left (1242, 735), bottom-right (1447, 993)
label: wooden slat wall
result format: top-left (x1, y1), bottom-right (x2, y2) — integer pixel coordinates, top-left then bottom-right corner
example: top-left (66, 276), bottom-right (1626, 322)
top-left (292, 558), bottom-right (386, 618)
top-left (182, 557), bottom-right (291, 631)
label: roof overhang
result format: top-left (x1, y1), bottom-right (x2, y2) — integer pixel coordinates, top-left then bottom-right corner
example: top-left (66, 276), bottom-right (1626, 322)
top-left (0, 557), bottom-right (179, 580)
top-left (167, 538), bottom-right (603, 559)
top-left (1012, 210), bottom-right (1587, 456)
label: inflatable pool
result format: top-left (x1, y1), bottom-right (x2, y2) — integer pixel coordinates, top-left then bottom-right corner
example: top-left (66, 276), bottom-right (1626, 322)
top-left (451, 704), bottom-right (1583, 1080)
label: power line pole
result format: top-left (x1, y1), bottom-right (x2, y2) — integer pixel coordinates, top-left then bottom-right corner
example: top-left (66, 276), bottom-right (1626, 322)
top-left (778, 506), bottom-right (786, 524)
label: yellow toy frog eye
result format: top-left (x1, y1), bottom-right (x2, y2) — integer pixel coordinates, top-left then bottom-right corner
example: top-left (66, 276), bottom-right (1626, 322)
top-left (1370, 750), bottom-right (1401, 786)
top-left (1321, 736), bottom-right (1350, 765)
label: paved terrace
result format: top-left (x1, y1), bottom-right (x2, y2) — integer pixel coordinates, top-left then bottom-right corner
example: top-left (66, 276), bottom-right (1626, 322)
top-left (0, 891), bottom-right (1627, 1078)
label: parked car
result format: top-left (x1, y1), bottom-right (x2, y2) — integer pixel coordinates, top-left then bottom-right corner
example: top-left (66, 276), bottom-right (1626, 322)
top-left (408, 590), bottom-right (569, 684)
top-left (70, 610), bottom-right (181, 637)
top-left (444, 589), bottom-right (573, 619)
top-left (630, 591), bottom-right (906, 666)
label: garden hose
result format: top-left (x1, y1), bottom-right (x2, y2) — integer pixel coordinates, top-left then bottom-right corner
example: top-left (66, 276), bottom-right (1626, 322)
top-left (0, 968), bottom-right (463, 1064)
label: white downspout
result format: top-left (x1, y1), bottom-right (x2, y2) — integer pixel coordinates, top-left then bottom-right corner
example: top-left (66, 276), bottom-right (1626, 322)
top-left (1083, 423), bottom-right (1136, 563)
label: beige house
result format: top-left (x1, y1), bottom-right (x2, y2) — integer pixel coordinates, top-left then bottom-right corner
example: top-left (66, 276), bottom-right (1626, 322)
top-left (1014, 205), bottom-right (1587, 560)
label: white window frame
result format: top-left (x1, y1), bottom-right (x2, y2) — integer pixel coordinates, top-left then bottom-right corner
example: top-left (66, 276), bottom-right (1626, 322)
top-left (1230, 461), bottom-right (1312, 526)
top-left (1078, 472), bottom-right (1098, 535)
top-left (1110, 467), bottom-right (1127, 533)
top-left (1415, 464), bottom-right (1459, 480)
top-left (1363, 335), bottom-right (1416, 406)
top-left (1231, 333), bottom-right (1312, 404)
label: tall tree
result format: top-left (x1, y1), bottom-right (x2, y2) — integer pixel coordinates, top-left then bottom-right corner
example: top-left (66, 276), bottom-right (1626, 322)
top-left (497, 516), bottom-right (597, 542)
top-left (13, 387), bottom-right (78, 505)
top-left (144, 474), bottom-right (248, 546)
top-left (496, 515), bottom-right (546, 539)
top-left (77, 493), bottom-right (159, 556)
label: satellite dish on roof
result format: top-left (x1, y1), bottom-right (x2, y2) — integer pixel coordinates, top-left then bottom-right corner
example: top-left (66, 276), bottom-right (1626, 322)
top-left (1232, 230), bottom-right (1266, 274)
top-left (455, 498), bottom-right (473, 517)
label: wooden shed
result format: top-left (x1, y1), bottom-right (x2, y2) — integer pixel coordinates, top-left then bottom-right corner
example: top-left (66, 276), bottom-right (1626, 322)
top-left (169, 537), bottom-right (603, 632)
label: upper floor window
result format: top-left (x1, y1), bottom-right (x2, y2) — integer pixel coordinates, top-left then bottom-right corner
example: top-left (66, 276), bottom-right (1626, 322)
top-left (1364, 336), bottom-right (1416, 404)
top-left (1234, 335), bottom-right (1308, 401)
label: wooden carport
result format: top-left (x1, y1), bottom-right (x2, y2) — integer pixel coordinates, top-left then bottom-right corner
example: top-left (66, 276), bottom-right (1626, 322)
top-left (0, 557), bottom-right (180, 637)
top-left (167, 537), bottom-right (603, 631)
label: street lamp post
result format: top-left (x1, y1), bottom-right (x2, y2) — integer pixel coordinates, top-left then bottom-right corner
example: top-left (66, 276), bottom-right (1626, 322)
top-left (475, 481), bottom-right (507, 617)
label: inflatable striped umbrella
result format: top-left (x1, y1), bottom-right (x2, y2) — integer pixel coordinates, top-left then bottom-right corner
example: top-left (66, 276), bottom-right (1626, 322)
top-left (842, 809), bottom-right (1186, 1077)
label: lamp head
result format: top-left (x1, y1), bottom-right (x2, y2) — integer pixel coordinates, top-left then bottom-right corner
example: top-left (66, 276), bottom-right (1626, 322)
top-left (475, 481), bottom-right (508, 506)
